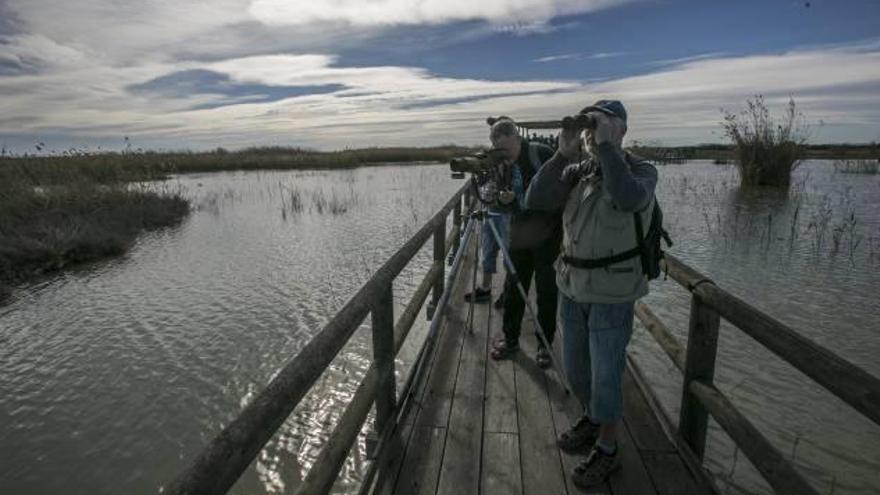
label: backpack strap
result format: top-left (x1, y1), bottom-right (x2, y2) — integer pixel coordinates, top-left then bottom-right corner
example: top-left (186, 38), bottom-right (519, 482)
top-left (561, 247), bottom-right (642, 269)
top-left (633, 207), bottom-right (649, 276)
top-left (562, 201), bottom-right (656, 271)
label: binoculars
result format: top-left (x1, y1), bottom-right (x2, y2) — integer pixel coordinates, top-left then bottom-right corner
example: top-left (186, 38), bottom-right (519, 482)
top-left (560, 113), bottom-right (598, 131)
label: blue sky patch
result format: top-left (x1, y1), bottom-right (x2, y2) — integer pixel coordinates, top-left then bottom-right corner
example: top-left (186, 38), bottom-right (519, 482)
top-left (128, 69), bottom-right (347, 108)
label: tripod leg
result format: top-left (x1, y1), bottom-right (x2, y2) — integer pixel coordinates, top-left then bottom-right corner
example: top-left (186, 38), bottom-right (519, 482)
top-left (466, 213), bottom-right (480, 334)
top-left (485, 219), bottom-right (574, 396)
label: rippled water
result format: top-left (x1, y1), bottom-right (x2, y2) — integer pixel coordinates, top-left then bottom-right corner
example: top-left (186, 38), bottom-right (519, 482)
top-left (633, 160), bottom-right (880, 495)
top-left (1, 160), bottom-right (878, 495)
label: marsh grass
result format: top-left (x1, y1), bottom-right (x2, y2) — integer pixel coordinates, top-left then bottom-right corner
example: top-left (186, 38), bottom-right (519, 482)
top-left (722, 96), bottom-right (808, 188)
top-left (0, 162), bottom-right (189, 300)
top-left (0, 145), bottom-right (473, 178)
top-left (833, 159), bottom-right (879, 175)
top-left (672, 173), bottom-right (872, 265)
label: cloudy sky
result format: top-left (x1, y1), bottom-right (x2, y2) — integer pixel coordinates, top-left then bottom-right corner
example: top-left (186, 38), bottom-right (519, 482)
top-left (1, 0), bottom-right (879, 152)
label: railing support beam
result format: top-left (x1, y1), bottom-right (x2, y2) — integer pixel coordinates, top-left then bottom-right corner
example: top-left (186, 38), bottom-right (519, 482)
top-left (678, 293), bottom-right (721, 461)
top-left (426, 220), bottom-right (446, 320)
top-left (372, 284), bottom-right (396, 437)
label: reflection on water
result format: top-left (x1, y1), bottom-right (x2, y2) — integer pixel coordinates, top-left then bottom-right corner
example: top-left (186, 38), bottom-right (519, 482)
top-left (0, 161), bottom-right (878, 494)
top-left (0, 165), bottom-right (459, 495)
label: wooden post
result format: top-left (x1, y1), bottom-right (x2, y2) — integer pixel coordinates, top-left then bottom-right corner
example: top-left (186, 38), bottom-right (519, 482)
top-left (427, 221), bottom-right (446, 320)
top-left (678, 293), bottom-right (721, 461)
top-left (372, 284), bottom-right (396, 436)
top-left (451, 195), bottom-right (462, 262)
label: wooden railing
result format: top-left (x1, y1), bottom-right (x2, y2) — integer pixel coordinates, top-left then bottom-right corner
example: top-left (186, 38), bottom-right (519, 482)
top-left (634, 253), bottom-right (880, 495)
top-left (163, 185), bottom-right (474, 495)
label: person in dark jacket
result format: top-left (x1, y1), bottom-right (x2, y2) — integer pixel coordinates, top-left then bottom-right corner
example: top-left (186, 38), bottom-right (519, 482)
top-left (487, 118), bottom-right (559, 369)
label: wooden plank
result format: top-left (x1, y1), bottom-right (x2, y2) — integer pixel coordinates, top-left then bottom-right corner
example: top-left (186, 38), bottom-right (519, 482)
top-left (484, 274), bottom-right (518, 434)
top-left (637, 450), bottom-right (706, 495)
top-left (607, 409), bottom-right (658, 495)
top-left (435, 285), bottom-right (491, 495)
top-left (371, 420), bottom-right (414, 495)
top-left (411, 257), bottom-right (472, 428)
top-left (393, 426), bottom-right (448, 495)
top-left (621, 371), bottom-right (676, 453)
top-left (515, 334), bottom-right (570, 495)
top-left (482, 432), bottom-right (523, 495)
top-left (385, 240), bottom-right (477, 494)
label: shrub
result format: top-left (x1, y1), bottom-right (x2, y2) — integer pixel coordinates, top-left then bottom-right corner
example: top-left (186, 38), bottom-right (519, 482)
top-left (721, 96), bottom-right (808, 188)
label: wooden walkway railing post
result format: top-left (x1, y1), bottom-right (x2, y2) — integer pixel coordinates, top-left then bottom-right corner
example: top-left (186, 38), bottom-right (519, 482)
top-left (371, 284), bottom-right (396, 438)
top-left (678, 291), bottom-right (721, 461)
top-left (451, 194), bottom-right (462, 262)
top-left (427, 218), bottom-right (446, 320)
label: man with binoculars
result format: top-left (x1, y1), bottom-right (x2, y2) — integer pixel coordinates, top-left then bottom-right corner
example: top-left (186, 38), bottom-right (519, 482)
top-left (525, 100), bottom-right (659, 488)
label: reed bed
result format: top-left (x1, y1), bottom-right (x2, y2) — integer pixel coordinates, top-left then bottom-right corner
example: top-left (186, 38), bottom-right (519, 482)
top-left (722, 96), bottom-right (808, 188)
top-left (0, 163), bottom-right (188, 301)
top-left (833, 159), bottom-right (879, 175)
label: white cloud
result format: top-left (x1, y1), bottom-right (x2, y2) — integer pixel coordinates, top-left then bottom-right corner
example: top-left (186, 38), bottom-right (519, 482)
top-left (534, 53), bottom-right (580, 63)
top-left (2, 27), bottom-right (880, 150)
top-left (534, 51), bottom-right (627, 63)
top-left (248, 0), bottom-right (629, 27)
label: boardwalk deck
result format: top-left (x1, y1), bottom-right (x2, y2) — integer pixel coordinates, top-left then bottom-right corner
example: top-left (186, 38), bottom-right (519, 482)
top-left (375, 239), bottom-right (714, 495)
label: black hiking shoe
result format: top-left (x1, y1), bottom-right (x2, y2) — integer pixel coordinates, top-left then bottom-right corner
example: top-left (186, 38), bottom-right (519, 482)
top-left (572, 446), bottom-right (621, 488)
top-left (464, 287), bottom-right (491, 303)
top-left (557, 416), bottom-right (599, 453)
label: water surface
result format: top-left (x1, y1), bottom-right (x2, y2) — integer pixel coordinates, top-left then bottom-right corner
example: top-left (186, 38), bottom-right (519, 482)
top-left (1, 160), bottom-right (878, 494)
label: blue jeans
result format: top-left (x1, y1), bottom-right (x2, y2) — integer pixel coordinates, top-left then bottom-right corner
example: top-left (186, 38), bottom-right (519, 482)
top-left (559, 293), bottom-right (634, 423)
top-left (480, 212), bottom-right (508, 275)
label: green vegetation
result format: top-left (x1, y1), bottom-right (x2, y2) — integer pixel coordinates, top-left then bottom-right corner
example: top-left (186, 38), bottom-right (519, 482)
top-left (833, 159), bottom-right (879, 174)
top-left (0, 145), bottom-right (474, 177)
top-left (0, 160), bottom-right (188, 302)
top-left (721, 96), bottom-right (808, 188)
top-left (0, 145), bottom-right (471, 301)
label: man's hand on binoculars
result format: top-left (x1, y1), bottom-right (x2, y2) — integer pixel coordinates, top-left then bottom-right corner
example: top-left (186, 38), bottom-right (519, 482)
top-left (592, 112), bottom-right (626, 149)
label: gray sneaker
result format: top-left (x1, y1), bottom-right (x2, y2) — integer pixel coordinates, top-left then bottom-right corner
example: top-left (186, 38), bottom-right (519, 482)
top-left (572, 446), bottom-right (621, 488)
top-left (557, 416), bottom-right (599, 453)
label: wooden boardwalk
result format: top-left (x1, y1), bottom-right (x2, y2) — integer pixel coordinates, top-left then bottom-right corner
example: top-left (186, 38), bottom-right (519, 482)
top-left (372, 245), bottom-right (714, 495)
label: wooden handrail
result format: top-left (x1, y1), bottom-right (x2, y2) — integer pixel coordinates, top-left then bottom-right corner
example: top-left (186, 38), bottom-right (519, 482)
top-left (689, 382), bottom-right (820, 495)
top-left (163, 185), bottom-right (467, 495)
top-left (631, 253), bottom-right (880, 495)
top-left (634, 301), bottom-right (685, 372)
top-left (661, 253), bottom-right (880, 427)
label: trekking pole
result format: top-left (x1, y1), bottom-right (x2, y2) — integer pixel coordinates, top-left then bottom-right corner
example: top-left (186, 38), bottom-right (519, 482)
top-left (485, 219), bottom-right (574, 396)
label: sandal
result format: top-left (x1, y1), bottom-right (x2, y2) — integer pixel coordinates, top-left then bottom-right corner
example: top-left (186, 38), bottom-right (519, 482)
top-left (490, 339), bottom-right (519, 360)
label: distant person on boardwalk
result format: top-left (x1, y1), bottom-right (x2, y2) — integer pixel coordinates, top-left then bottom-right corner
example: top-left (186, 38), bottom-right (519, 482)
top-left (525, 100), bottom-right (658, 488)
top-left (485, 118), bottom-right (560, 369)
